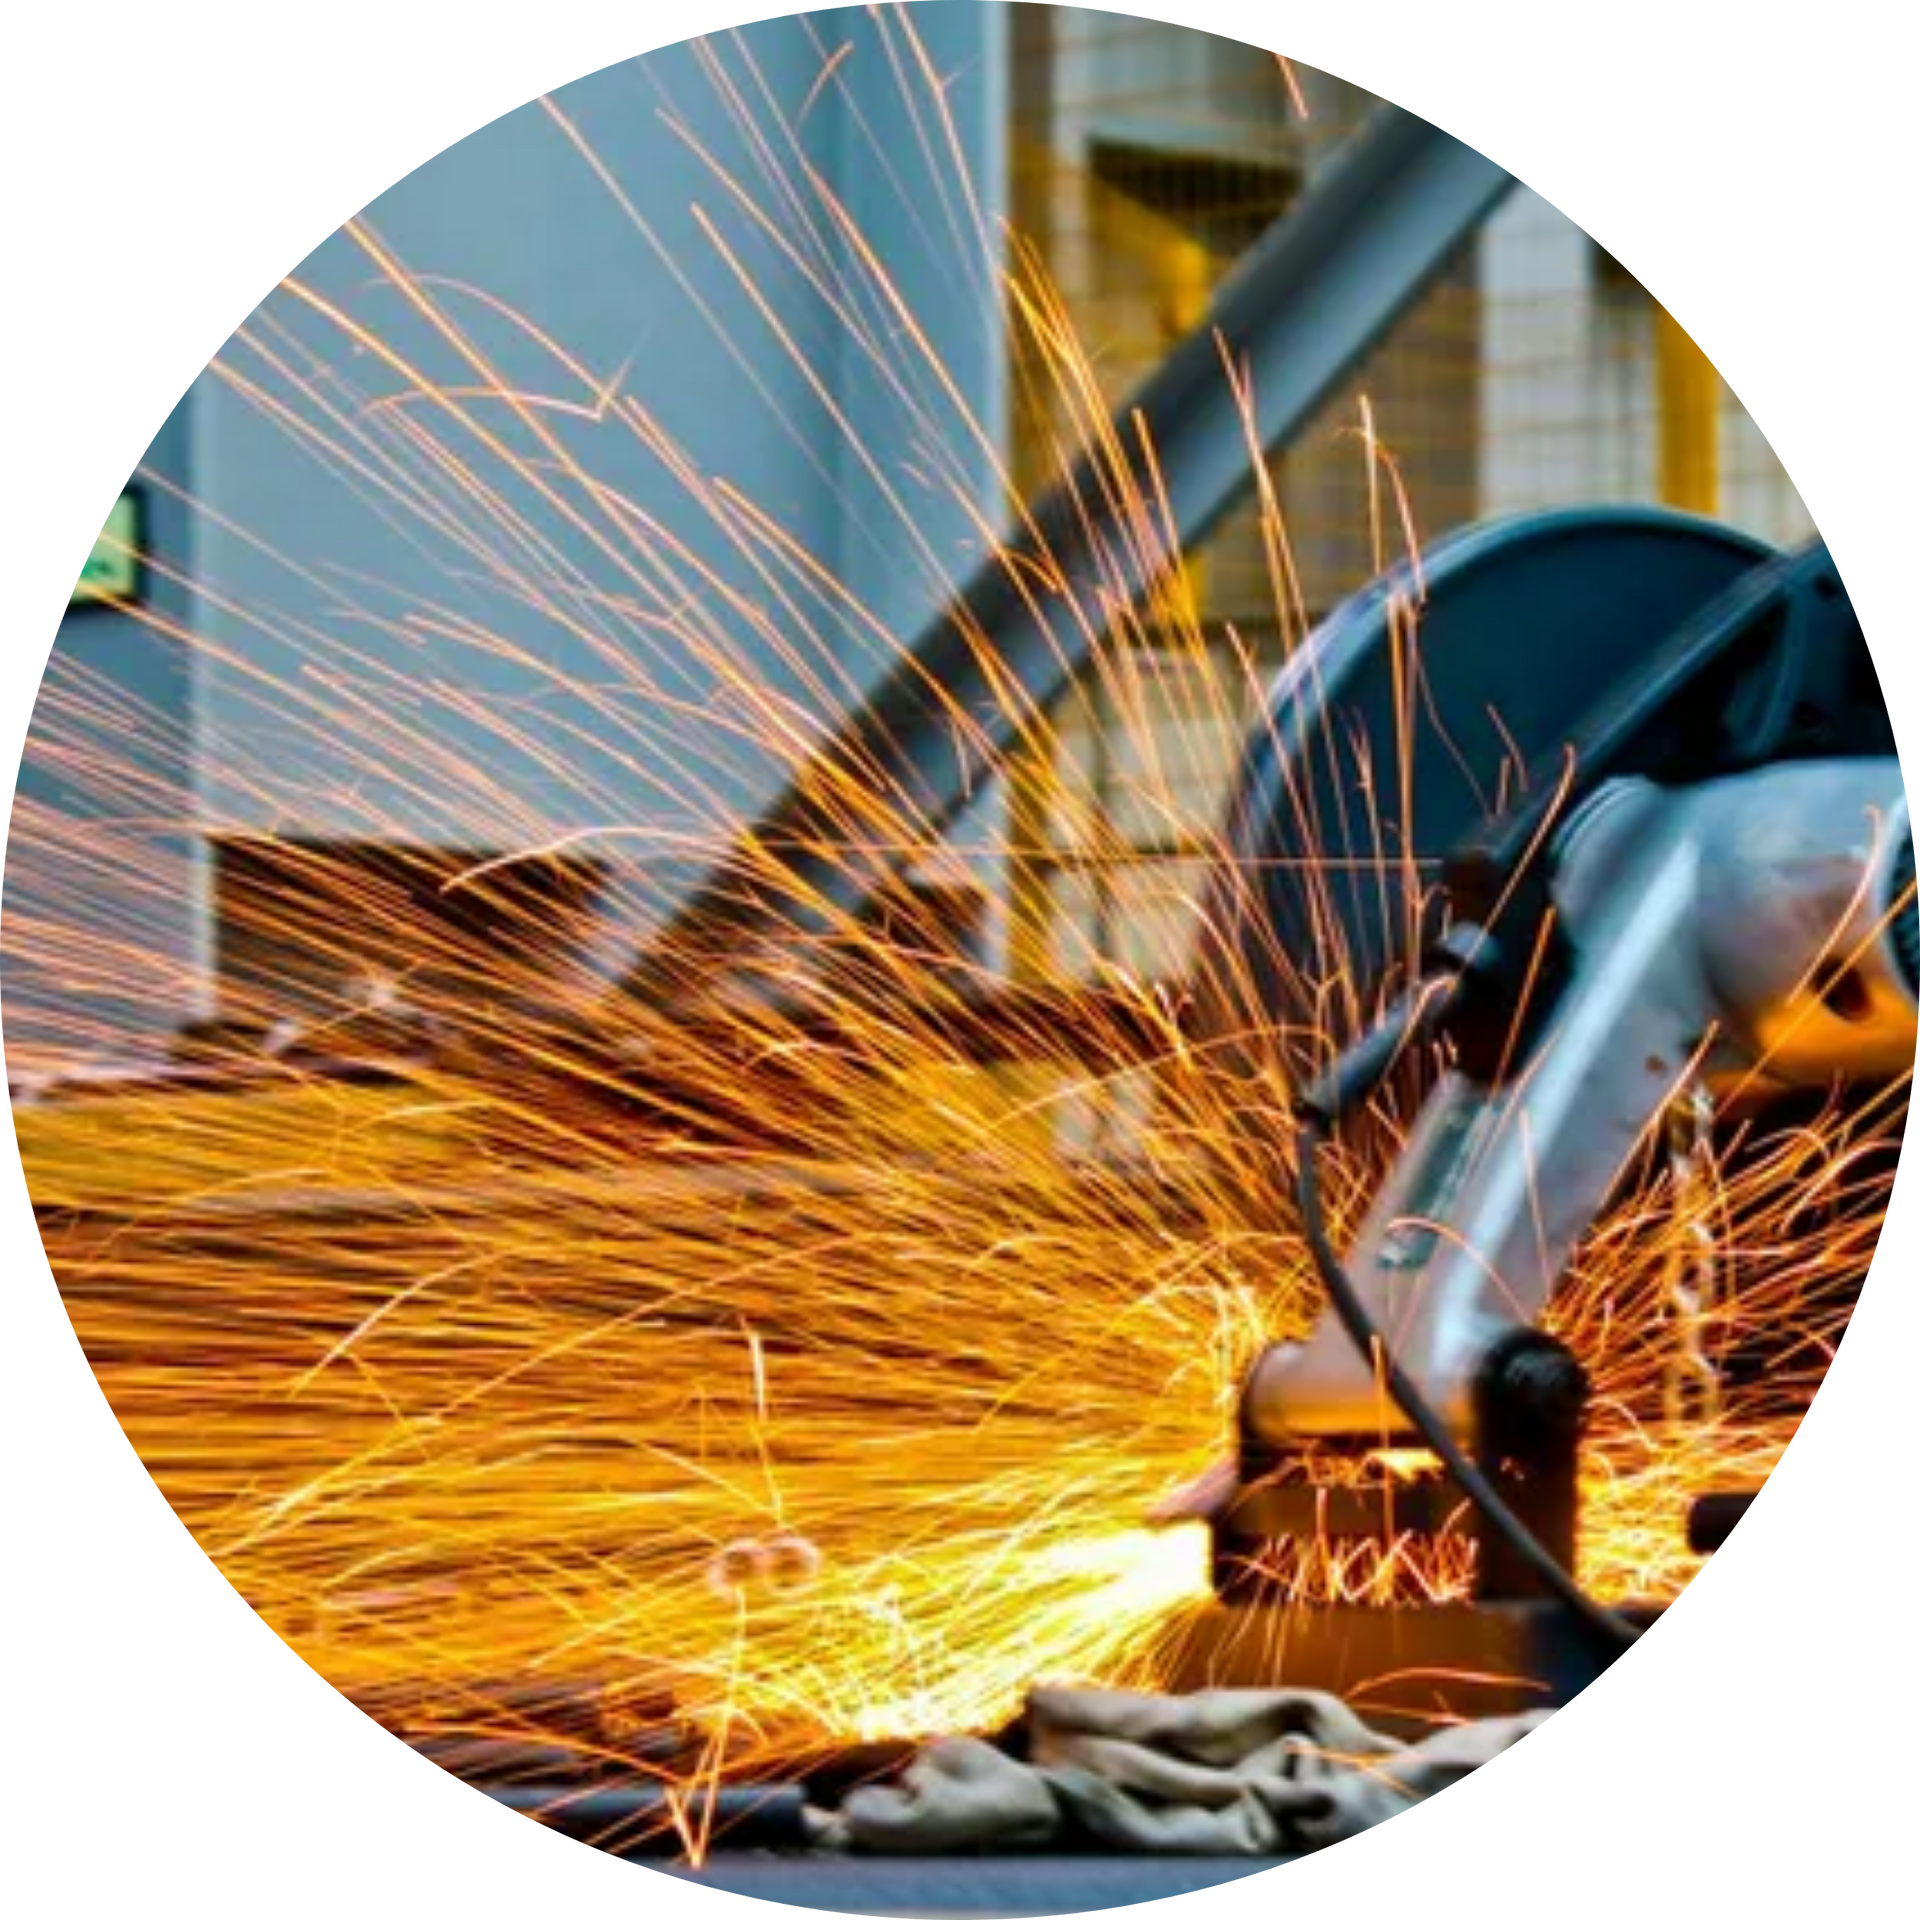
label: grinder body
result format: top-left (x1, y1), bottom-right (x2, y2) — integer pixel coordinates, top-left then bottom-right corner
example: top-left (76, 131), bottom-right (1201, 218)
top-left (1244, 758), bottom-right (1916, 1450)
top-left (1190, 516), bottom-right (1909, 1619)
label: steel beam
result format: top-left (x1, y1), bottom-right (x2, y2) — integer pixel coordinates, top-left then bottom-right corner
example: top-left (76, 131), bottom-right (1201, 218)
top-left (620, 106), bottom-right (1517, 998)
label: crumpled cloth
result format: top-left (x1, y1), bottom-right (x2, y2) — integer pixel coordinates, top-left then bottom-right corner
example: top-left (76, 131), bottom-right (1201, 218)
top-left (824, 1688), bottom-right (1549, 1856)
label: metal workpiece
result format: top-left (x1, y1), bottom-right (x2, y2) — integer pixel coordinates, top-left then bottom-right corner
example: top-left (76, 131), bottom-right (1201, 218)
top-left (1245, 758), bottom-right (1915, 1447)
top-left (625, 106), bottom-right (1516, 995)
top-left (485, 1782), bottom-right (813, 1854)
top-left (1163, 1594), bottom-right (1657, 1731)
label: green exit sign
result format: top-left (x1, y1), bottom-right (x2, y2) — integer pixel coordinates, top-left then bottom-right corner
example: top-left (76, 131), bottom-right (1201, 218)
top-left (70, 489), bottom-right (146, 608)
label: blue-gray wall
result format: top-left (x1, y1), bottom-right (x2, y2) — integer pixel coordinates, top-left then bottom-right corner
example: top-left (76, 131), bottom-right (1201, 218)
top-left (8, 4), bottom-right (1011, 1056)
top-left (3, 404), bottom-right (200, 1069)
top-left (194, 3), bottom-right (1007, 880)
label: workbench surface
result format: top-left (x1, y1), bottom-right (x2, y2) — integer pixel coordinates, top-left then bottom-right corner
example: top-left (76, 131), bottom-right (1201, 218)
top-left (651, 1853), bottom-right (1292, 1915)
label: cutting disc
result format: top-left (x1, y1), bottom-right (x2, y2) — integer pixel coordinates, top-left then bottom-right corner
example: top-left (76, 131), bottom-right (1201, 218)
top-left (1191, 505), bottom-right (1775, 1084)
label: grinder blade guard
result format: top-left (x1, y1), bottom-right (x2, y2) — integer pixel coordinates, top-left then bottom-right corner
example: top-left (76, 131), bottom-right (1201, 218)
top-left (1179, 508), bottom-right (1910, 1709)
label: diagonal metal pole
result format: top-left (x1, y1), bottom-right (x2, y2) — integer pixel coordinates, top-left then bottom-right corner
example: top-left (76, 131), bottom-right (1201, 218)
top-left (619, 105), bottom-right (1516, 999)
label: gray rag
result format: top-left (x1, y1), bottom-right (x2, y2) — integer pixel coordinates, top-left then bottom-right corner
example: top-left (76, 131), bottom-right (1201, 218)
top-left (825, 1688), bottom-right (1549, 1856)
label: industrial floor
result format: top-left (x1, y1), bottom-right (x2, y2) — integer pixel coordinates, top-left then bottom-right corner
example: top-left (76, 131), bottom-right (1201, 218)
top-left (650, 1854), bottom-right (1292, 1915)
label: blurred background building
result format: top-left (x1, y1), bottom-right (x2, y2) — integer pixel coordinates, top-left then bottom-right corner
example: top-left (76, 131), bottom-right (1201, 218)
top-left (6, 1), bottom-right (1814, 1077)
top-left (1002, 5), bottom-right (1809, 1008)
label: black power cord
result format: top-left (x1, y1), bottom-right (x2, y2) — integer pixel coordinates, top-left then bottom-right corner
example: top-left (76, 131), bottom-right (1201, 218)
top-left (1291, 968), bottom-right (1642, 1653)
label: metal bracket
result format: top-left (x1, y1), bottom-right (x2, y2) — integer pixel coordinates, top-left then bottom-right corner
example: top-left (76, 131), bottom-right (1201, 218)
top-left (617, 106), bottom-right (1516, 1000)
